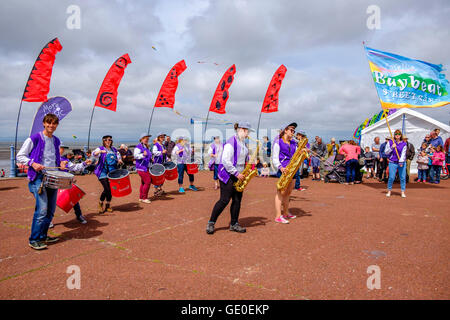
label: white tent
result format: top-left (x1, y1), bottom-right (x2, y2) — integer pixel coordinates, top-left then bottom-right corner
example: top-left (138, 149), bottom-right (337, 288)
top-left (360, 108), bottom-right (450, 174)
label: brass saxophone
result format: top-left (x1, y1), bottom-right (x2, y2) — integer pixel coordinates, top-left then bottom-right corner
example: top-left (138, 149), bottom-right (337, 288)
top-left (234, 140), bottom-right (260, 192)
top-left (276, 137), bottom-right (309, 192)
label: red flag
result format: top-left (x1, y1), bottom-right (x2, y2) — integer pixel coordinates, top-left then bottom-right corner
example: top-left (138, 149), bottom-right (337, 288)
top-left (209, 65), bottom-right (236, 114)
top-left (261, 65), bottom-right (287, 113)
top-left (94, 54), bottom-right (132, 112)
top-left (22, 38), bottom-right (63, 102)
top-left (155, 60), bottom-right (187, 108)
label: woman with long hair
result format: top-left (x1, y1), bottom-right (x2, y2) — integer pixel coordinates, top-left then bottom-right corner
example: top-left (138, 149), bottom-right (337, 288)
top-left (134, 133), bottom-right (152, 204)
top-left (385, 129), bottom-right (407, 198)
top-left (272, 122), bottom-right (302, 224)
top-left (206, 122), bottom-right (252, 235)
top-left (93, 135), bottom-right (123, 213)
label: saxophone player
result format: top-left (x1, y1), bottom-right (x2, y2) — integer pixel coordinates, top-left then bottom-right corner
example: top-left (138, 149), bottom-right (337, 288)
top-left (206, 122), bottom-right (251, 234)
top-left (272, 122), bottom-right (302, 224)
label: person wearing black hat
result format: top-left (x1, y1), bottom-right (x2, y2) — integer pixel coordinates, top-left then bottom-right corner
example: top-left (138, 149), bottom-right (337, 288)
top-left (206, 122), bottom-right (252, 234)
top-left (93, 135), bottom-right (123, 213)
top-left (272, 122), bottom-right (305, 224)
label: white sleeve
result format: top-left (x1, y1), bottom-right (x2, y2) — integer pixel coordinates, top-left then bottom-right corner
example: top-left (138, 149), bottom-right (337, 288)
top-left (16, 138), bottom-right (34, 165)
top-left (134, 148), bottom-right (144, 160)
top-left (92, 147), bottom-right (102, 158)
top-left (222, 143), bottom-right (238, 176)
top-left (384, 142), bottom-right (392, 155)
top-left (172, 145), bottom-right (179, 158)
top-left (152, 145), bottom-right (162, 156)
top-left (66, 160), bottom-right (87, 172)
top-left (400, 146), bottom-right (407, 162)
top-left (208, 145), bottom-right (213, 155)
top-left (272, 142), bottom-right (281, 170)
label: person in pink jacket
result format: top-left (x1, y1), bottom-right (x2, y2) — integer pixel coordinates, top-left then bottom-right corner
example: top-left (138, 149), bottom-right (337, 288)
top-left (429, 145), bottom-right (445, 184)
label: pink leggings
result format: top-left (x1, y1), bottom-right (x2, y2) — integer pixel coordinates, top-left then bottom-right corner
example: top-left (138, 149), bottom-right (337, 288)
top-left (138, 170), bottom-right (152, 200)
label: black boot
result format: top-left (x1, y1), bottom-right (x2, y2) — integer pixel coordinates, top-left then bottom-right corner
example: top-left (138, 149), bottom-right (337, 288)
top-left (229, 223), bottom-right (246, 233)
top-left (206, 222), bottom-right (215, 235)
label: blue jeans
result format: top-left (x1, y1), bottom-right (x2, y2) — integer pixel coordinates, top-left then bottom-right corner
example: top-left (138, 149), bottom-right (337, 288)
top-left (417, 169), bottom-right (427, 181)
top-left (28, 173), bottom-right (58, 243)
top-left (213, 164), bottom-right (219, 180)
top-left (295, 168), bottom-right (301, 189)
top-left (429, 165), bottom-right (441, 183)
top-left (387, 162), bottom-right (406, 191)
top-left (345, 159), bottom-right (358, 182)
top-left (177, 164), bottom-right (194, 185)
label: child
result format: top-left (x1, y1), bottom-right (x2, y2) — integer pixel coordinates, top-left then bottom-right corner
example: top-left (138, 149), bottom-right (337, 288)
top-left (363, 146), bottom-right (375, 178)
top-left (260, 162), bottom-right (270, 177)
top-left (416, 150), bottom-right (429, 183)
top-left (429, 145), bottom-right (445, 184)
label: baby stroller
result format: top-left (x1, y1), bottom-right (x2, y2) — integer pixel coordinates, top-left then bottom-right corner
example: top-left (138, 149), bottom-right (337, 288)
top-left (324, 154), bottom-right (347, 184)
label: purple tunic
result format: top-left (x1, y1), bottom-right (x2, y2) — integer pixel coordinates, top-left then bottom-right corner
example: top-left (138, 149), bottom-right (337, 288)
top-left (277, 138), bottom-right (297, 168)
top-left (217, 136), bottom-right (248, 184)
top-left (387, 140), bottom-right (406, 163)
top-left (26, 132), bottom-right (61, 182)
top-left (153, 142), bottom-right (166, 164)
top-left (135, 143), bottom-right (151, 172)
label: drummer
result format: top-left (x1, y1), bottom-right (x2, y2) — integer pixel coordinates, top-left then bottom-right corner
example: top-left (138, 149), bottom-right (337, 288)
top-left (207, 136), bottom-right (223, 190)
top-left (58, 144), bottom-right (91, 224)
top-left (172, 136), bottom-right (198, 193)
top-left (93, 135), bottom-right (123, 214)
top-left (16, 113), bottom-right (62, 250)
top-left (134, 133), bottom-right (152, 204)
top-left (152, 132), bottom-right (167, 196)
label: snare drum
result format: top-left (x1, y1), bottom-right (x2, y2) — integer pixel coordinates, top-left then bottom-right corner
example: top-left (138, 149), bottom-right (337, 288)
top-left (107, 169), bottom-right (132, 197)
top-left (43, 170), bottom-right (74, 189)
top-left (163, 161), bottom-right (178, 180)
top-left (150, 163), bottom-right (165, 185)
top-left (186, 163), bottom-right (198, 175)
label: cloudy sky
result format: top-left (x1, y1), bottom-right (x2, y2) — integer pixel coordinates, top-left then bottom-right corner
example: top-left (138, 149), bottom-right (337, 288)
top-left (0, 0), bottom-right (449, 145)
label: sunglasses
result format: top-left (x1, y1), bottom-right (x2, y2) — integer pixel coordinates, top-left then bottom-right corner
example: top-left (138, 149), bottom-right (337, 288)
top-left (288, 128), bottom-right (296, 133)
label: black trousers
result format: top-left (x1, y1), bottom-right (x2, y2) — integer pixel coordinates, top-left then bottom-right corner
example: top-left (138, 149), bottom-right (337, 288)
top-left (99, 178), bottom-right (112, 202)
top-left (209, 175), bottom-right (243, 226)
top-left (378, 157), bottom-right (388, 180)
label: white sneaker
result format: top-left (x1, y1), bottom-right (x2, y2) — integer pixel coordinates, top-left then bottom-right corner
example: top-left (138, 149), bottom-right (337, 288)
top-left (401, 192), bottom-right (406, 198)
top-left (139, 199), bottom-right (151, 204)
top-left (275, 216), bottom-right (289, 224)
top-left (386, 191), bottom-right (391, 197)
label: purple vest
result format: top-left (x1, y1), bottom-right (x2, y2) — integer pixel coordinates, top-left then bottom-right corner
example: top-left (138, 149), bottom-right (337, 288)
top-left (278, 138), bottom-right (297, 168)
top-left (174, 144), bottom-right (188, 164)
top-left (153, 142), bottom-right (166, 164)
top-left (218, 136), bottom-right (248, 184)
top-left (60, 156), bottom-right (69, 172)
top-left (135, 143), bottom-right (151, 172)
top-left (208, 143), bottom-right (217, 171)
top-left (388, 140), bottom-right (406, 163)
top-left (26, 132), bottom-right (61, 182)
top-left (94, 146), bottom-right (118, 178)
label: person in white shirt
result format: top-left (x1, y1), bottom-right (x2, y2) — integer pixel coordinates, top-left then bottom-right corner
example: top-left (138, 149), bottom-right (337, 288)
top-left (207, 136), bottom-right (223, 190)
top-left (206, 122), bottom-right (252, 235)
top-left (172, 137), bottom-right (198, 193)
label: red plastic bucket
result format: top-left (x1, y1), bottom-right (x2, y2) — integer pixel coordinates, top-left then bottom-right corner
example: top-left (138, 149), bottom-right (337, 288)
top-left (57, 184), bottom-right (86, 213)
top-left (107, 169), bottom-right (132, 197)
top-left (163, 162), bottom-right (178, 181)
top-left (186, 163), bottom-right (198, 174)
top-left (150, 164), bottom-right (166, 185)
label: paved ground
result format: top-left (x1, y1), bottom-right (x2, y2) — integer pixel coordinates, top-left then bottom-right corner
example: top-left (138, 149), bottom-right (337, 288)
top-left (0, 172), bottom-right (448, 300)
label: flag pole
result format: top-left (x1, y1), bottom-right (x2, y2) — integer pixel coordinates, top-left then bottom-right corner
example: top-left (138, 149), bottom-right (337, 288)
top-left (147, 105), bottom-right (156, 136)
top-left (362, 41), bottom-right (400, 159)
top-left (13, 99), bottom-right (24, 165)
top-left (87, 105), bottom-right (96, 150)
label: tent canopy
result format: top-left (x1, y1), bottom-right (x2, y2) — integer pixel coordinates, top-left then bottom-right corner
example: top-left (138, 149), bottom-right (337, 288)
top-left (360, 108), bottom-right (449, 174)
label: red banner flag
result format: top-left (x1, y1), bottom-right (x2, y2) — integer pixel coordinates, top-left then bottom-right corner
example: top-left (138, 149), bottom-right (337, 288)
top-left (261, 65), bottom-right (287, 113)
top-left (209, 65), bottom-right (236, 114)
top-left (155, 60), bottom-right (187, 108)
top-left (94, 54), bottom-right (132, 112)
top-left (22, 38), bottom-right (63, 102)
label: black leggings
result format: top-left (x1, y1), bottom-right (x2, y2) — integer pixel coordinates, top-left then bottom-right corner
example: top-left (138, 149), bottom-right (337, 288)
top-left (209, 176), bottom-right (243, 226)
top-left (99, 178), bottom-right (112, 202)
